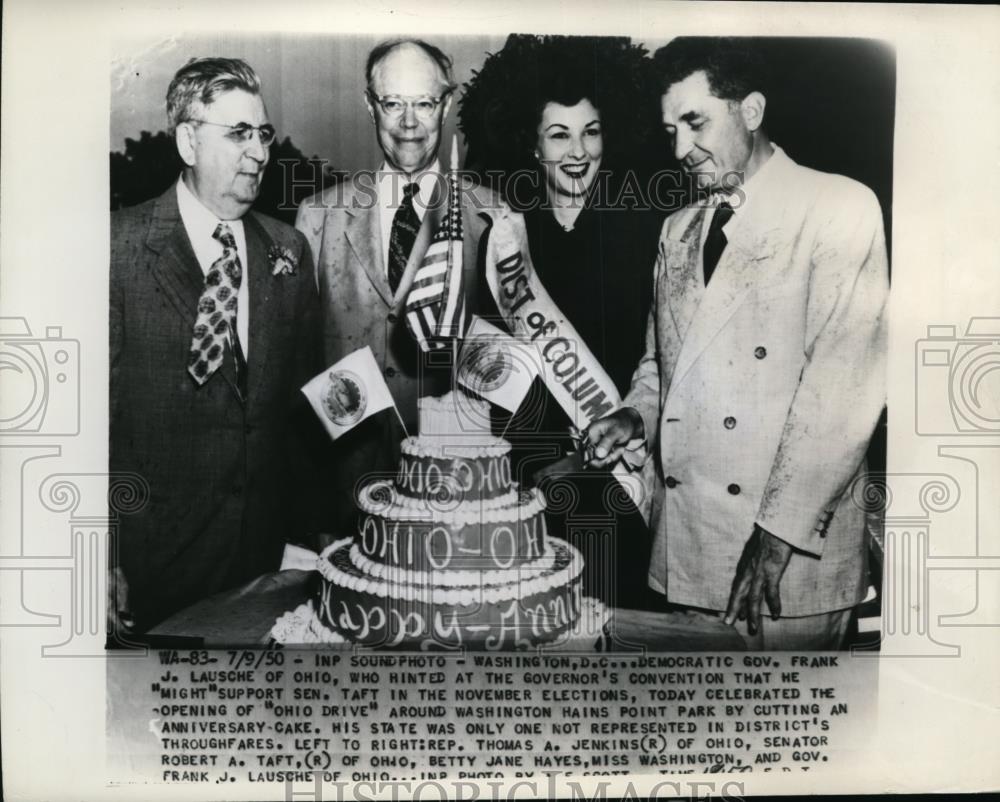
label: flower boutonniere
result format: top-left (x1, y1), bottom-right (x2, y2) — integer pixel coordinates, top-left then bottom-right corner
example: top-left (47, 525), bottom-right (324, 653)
top-left (268, 244), bottom-right (298, 276)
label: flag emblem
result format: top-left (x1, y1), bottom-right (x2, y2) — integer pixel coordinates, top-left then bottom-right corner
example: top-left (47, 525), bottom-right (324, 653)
top-left (322, 370), bottom-right (366, 426)
top-left (458, 337), bottom-right (513, 393)
top-left (456, 316), bottom-right (541, 414)
top-left (302, 346), bottom-right (398, 441)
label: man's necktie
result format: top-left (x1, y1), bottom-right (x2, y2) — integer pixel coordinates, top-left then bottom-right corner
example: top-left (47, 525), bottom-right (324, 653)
top-left (187, 222), bottom-right (247, 397)
top-left (702, 201), bottom-right (734, 286)
top-left (388, 182), bottom-right (420, 294)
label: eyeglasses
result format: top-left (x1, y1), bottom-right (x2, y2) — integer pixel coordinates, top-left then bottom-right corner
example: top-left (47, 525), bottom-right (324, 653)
top-left (367, 91), bottom-right (450, 119)
top-left (185, 119), bottom-right (277, 147)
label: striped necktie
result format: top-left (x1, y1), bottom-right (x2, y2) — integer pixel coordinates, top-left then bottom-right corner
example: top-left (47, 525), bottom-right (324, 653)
top-left (388, 182), bottom-right (420, 293)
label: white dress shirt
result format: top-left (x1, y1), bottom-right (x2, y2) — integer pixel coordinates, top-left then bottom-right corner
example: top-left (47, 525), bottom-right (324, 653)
top-left (699, 143), bottom-right (781, 246)
top-left (377, 160), bottom-right (442, 276)
top-left (176, 177), bottom-right (250, 355)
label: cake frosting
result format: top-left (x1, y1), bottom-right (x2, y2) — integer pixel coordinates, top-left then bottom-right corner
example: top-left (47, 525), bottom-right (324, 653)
top-left (314, 391), bottom-right (584, 649)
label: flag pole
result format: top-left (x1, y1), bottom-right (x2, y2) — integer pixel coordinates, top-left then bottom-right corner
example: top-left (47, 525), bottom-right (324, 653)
top-left (439, 135), bottom-right (459, 340)
top-left (392, 150), bottom-right (449, 315)
top-left (393, 406), bottom-right (411, 439)
top-left (500, 411), bottom-right (514, 440)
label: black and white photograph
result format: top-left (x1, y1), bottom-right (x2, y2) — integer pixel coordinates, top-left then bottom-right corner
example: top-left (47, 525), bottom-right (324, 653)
top-left (106, 31), bottom-right (892, 655)
top-left (2, 1), bottom-right (999, 799)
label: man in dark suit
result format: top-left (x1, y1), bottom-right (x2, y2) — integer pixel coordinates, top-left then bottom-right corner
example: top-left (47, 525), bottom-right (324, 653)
top-left (296, 39), bottom-right (499, 539)
top-left (110, 58), bottom-right (322, 634)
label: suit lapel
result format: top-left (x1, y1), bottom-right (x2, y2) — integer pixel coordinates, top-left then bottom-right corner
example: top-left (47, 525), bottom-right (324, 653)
top-left (345, 194), bottom-right (392, 306)
top-left (670, 200), bottom-right (782, 390)
top-left (243, 213), bottom-right (280, 407)
top-left (665, 208), bottom-right (707, 344)
top-left (147, 188), bottom-right (204, 324)
top-left (147, 185), bottom-right (241, 401)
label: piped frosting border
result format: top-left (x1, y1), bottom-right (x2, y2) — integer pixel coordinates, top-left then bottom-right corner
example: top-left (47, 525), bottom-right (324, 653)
top-left (357, 480), bottom-right (546, 525)
top-left (348, 541), bottom-right (557, 587)
top-left (317, 538), bottom-right (583, 607)
top-left (400, 436), bottom-right (511, 460)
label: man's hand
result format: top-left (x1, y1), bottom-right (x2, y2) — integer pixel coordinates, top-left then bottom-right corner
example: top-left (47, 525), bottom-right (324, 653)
top-left (107, 565), bottom-right (135, 636)
top-left (584, 408), bottom-right (644, 469)
top-left (724, 525), bottom-right (794, 635)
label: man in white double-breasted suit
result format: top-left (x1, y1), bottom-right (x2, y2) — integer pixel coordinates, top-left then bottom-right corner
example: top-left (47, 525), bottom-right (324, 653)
top-left (588, 38), bottom-right (889, 649)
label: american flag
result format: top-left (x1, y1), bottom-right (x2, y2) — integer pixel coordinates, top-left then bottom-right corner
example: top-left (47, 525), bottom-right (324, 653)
top-left (404, 139), bottom-right (465, 352)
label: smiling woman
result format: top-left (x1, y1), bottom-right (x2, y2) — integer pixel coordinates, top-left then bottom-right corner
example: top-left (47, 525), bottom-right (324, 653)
top-left (458, 35), bottom-right (666, 611)
top-left (536, 98), bottom-right (605, 229)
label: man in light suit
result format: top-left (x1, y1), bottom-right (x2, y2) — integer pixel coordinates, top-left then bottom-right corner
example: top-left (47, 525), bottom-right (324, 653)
top-left (587, 38), bottom-right (889, 649)
top-left (110, 58), bottom-right (322, 634)
top-left (296, 39), bottom-right (498, 537)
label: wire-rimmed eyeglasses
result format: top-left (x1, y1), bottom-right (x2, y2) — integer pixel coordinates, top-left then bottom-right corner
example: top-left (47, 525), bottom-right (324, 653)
top-left (366, 91), bottom-right (450, 119)
top-left (185, 118), bottom-right (277, 147)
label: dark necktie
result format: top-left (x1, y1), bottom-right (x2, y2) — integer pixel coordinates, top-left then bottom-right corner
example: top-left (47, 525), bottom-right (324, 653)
top-left (388, 182), bottom-right (420, 294)
top-left (231, 318), bottom-right (248, 400)
top-left (702, 201), bottom-right (734, 286)
top-left (187, 223), bottom-right (247, 397)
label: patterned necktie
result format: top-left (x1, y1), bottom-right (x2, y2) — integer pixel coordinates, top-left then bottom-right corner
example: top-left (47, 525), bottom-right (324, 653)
top-left (702, 201), bottom-right (734, 286)
top-left (388, 182), bottom-right (420, 293)
top-left (187, 222), bottom-right (246, 392)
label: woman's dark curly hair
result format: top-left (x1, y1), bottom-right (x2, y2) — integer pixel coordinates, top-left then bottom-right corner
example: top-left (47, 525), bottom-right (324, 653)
top-left (458, 34), bottom-right (660, 192)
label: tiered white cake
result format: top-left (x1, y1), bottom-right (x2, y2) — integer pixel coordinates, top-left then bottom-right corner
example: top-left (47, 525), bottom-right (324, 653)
top-left (313, 392), bottom-right (584, 649)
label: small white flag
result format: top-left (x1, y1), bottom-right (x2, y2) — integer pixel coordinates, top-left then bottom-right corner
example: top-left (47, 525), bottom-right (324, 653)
top-left (456, 317), bottom-right (540, 413)
top-left (301, 346), bottom-right (396, 441)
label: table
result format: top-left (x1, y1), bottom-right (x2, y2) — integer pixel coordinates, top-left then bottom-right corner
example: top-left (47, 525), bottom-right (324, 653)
top-left (146, 569), bottom-right (747, 651)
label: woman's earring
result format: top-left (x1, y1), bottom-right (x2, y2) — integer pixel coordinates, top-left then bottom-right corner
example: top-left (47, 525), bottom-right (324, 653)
top-left (532, 150), bottom-right (540, 161)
